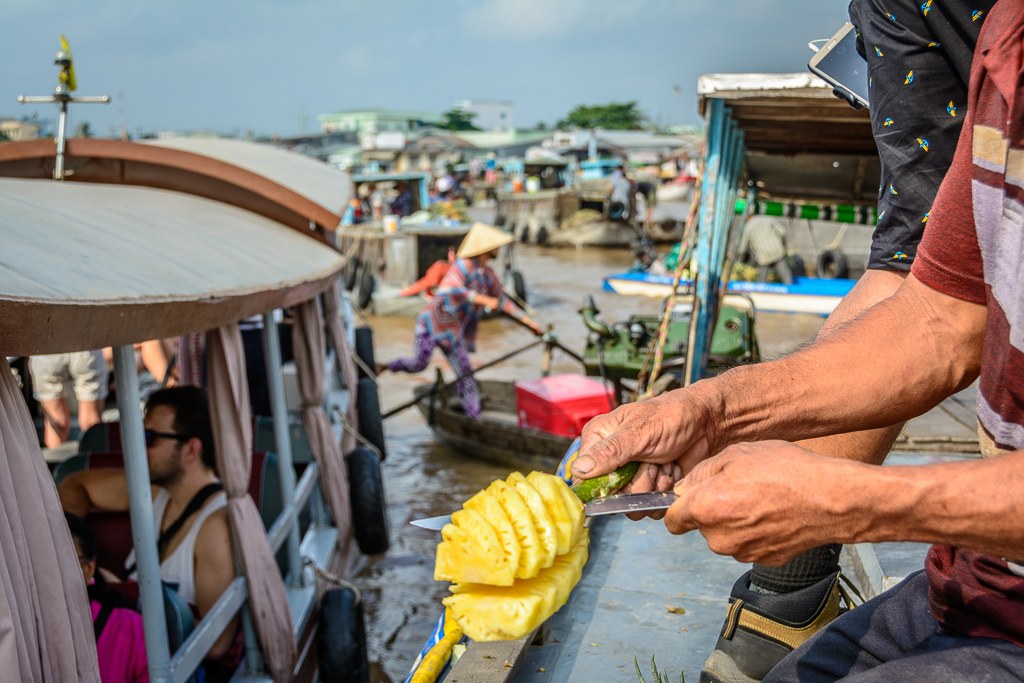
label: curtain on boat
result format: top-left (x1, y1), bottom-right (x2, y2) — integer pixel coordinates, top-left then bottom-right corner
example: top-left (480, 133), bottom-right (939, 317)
top-left (0, 357), bottom-right (100, 683)
top-left (322, 280), bottom-right (360, 454)
top-left (293, 296), bottom-right (353, 560)
top-left (206, 326), bottom-right (296, 682)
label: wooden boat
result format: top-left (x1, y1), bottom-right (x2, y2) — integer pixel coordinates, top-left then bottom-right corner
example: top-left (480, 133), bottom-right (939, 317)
top-left (414, 378), bottom-right (573, 472)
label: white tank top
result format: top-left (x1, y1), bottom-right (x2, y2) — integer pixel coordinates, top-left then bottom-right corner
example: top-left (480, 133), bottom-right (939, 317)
top-left (125, 488), bottom-right (228, 606)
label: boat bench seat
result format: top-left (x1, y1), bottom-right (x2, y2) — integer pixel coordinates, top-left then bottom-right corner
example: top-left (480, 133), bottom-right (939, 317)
top-left (79, 416), bottom-right (314, 463)
top-left (54, 450), bottom-right (286, 579)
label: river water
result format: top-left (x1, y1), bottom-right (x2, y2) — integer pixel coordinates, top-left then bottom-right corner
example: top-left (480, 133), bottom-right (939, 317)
top-left (352, 243), bottom-right (825, 682)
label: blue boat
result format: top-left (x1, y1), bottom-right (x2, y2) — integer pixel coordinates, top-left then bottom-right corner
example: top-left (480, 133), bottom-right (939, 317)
top-left (603, 271), bottom-right (857, 316)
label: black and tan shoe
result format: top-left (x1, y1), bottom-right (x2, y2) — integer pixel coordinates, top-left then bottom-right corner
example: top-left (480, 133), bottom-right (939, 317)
top-left (699, 570), bottom-right (858, 683)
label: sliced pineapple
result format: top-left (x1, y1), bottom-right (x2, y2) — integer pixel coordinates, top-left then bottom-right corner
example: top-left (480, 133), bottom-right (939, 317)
top-left (434, 509), bottom-right (515, 586)
top-left (526, 471), bottom-right (575, 555)
top-left (444, 530), bottom-right (590, 641)
top-left (506, 472), bottom-right (557, 569)
top-left (464, 489), bottom-right (521, 573)
top-left (554, 475), bottom-right (586, 546)
top-left (487, 479), bottom-right (544, 580)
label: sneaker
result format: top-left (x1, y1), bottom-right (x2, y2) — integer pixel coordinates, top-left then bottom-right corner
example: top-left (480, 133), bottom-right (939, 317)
top-left (699, 570), bottom-right (858, 683)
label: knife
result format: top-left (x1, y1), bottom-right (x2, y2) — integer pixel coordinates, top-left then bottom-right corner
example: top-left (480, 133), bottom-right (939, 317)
top-left (410, 491), bottom-right (678, 531)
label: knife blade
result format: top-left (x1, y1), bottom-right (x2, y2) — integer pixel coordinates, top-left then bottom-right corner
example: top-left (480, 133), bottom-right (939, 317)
top-left (409, 491), bottom-right (678, 531)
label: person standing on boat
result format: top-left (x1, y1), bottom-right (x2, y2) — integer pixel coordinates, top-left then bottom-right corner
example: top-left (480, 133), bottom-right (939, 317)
top-left (380, 222), bottom-right (544, 419)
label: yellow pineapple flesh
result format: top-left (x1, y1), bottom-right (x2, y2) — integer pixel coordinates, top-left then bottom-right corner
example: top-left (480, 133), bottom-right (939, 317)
top-left (526, 471), bottom-right (575, 555)
top-left (506, 472), bottom-right (558, 569)
top-left (444, 531), bottom-right (590, 641)
top-left (487, 479), bottom-right (544, 579)
top-left (434, 509), bottom-right (515, 586)
top-left (463, 489), bottom-right (521, 573)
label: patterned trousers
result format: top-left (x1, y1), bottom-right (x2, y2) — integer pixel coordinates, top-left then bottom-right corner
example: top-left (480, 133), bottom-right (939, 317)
top-left (388, 325), bottom-right (481, 419)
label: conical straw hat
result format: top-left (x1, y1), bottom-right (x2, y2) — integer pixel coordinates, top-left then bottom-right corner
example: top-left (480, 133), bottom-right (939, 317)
top-left (457, 222), bottom-right (513, 258)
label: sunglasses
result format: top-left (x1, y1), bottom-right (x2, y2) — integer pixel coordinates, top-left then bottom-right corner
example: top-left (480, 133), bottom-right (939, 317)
top-left (144, 430), bottom-right (191, 448)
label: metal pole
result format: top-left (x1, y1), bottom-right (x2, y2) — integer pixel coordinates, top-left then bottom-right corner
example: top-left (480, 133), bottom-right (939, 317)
top-left (261, 312), bottom-right (302, 587)
top-left (54, 98), bottom-right (67, 181)
top-left (113, 345), bottom-right (171, 683)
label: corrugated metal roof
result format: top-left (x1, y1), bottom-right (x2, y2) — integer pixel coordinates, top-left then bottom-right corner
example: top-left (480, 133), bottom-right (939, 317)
top-left (144, 137), bottom-right (352, 216)
top-left (0, 178), bottom-right (344, 354)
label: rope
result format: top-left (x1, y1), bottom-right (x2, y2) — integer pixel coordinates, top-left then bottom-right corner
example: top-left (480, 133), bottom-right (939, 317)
top-left (332, 406), bottom-right (384, 460)
top-left (350, 347), bottom-right (377, 381)
top-left (303, 556), bottom-right (362, 604)
top-left (638, 162), bottom-right (705, 400)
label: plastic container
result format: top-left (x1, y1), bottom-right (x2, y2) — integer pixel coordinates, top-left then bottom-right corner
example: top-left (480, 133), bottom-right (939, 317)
top-left (515, 374), bottom-right (615, 438)
top-left (383, 215), bottom-right (398, 233)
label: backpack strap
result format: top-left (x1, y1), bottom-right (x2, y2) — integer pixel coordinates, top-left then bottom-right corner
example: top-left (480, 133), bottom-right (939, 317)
top-left (125, 482), bottom-right (223, 575)
top-left (93, 602), bottom-right (115, 643)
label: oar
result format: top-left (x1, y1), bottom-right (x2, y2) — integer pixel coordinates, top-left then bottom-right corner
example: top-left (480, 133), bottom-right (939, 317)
top-left (381, 338), bottom-right (545, 419)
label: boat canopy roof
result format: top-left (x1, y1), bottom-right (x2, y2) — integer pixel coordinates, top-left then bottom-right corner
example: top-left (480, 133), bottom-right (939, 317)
top-left (143, 137), bottom-right (351, 216)
top-left (0, 178), bottom-right (345, 356)
top-left (0, 138), bottom-right (351, 235)
top-left (698, 72), bottom-right (879, 204)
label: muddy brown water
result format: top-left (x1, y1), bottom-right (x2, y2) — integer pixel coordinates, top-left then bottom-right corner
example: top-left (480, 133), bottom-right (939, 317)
top-left (354, 243), bottom-right (825, 682)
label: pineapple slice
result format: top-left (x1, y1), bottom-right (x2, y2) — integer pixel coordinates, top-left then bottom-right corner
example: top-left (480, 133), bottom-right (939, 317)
top-left (554, 475), bottom-right (586, 546)
top-left (444, 531), bottom-right (590, 641)
top-left (434, 509), bottom-right (515, 586)
top-left (526, 471), bottom-right (575, 555)
top-left (487, 479), bottom-right (544, 580)
top-left (464, 489), bottom-right (520, 573)
top-left (506, 472), bottom-right (558, 569)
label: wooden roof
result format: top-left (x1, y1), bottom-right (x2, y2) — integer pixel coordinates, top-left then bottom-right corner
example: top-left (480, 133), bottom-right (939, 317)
top-left (0, 178), bottom-right (345, 355)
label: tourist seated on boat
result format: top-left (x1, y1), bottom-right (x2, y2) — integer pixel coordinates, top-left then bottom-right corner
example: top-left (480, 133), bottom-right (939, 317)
top-left (59, 386), bottom-right (242, 679)
top-left (30, 349), bottom-right (108, 448)
top-left (66, 511), bottom-right (150, 683)
top-left (380, 222), bottom-right (544, 419)
top-left (571, 8), bottom-right (1023, 682)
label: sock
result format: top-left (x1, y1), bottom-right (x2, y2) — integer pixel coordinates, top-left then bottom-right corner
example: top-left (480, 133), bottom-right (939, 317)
top-left (749, 544), bottom-right (842, 594)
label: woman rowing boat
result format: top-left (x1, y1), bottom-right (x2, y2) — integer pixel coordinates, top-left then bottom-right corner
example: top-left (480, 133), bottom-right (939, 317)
top-left (378, 222), bottom-right (544, 419)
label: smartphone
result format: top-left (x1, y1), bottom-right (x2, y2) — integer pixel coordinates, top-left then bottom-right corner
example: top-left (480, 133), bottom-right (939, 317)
top-left (808, 22), bottom-right (869, 109)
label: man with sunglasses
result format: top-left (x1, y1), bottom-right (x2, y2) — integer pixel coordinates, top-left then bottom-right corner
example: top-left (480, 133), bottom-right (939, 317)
top-left (59, 386), bottom-right (240, 673)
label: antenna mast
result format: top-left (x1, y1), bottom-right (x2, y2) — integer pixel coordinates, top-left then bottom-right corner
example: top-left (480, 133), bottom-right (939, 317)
top-left (18, 35), bottom-right (110, 180)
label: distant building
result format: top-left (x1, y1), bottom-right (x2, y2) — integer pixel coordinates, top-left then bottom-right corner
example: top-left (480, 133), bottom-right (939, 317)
top-left (0, 118), bottom-right (41, 141)
top-left (317, 109), bottom-right (441, 135)
top-left (453, 100), bottom-right (514, 132)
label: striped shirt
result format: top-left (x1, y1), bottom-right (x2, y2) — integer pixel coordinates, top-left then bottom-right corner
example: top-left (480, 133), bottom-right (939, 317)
top-left (912, 0), bottom-right (1024, 647)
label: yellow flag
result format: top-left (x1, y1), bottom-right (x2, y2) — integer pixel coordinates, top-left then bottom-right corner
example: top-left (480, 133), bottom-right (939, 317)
top-left (59, 35), bottom-right (76, 92)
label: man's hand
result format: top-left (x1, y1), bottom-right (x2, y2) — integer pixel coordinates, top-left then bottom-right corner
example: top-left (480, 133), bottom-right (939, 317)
top-left (665, 441), bottom-right (868, 565)
top-left (569, 386), bottom-right (720, 483)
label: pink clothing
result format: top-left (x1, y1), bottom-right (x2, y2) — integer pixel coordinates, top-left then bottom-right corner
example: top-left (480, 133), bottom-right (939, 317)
top-left (91, 600), bottom-right (149, 683)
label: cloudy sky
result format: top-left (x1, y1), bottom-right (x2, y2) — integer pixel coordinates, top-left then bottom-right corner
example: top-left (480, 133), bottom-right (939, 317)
top-left (1, 0), bottom-right (849, 138)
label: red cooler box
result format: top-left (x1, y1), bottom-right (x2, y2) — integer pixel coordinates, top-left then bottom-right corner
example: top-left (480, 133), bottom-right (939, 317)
top-left (515, 374), bottom-right (614, 438)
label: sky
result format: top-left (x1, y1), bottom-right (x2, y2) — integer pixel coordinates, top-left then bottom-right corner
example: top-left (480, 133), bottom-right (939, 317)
top-left (1, 0), bottom-right (850, 138)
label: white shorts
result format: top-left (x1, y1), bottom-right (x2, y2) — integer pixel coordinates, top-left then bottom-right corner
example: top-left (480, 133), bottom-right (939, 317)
top-left (30, 351), bottom-right (109, 402)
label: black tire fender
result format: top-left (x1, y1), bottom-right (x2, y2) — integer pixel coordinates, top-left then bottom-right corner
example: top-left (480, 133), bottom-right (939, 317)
top-left (512, 271), bottom-right (527, 303)
top-left (357, 268), bottom-right (375, 310)
top-left (356, 376), bottom-right (386, 461)
top-left (346, 446), bottom-right (390, 556)
top-left (344, 256), bottom-right (361, 291)
top-left (354, 326), bottom-right (375, 380)
top-left (816, 250), bottom-right (849, 279)
top-left (318, 587), bottom-right (370, 683)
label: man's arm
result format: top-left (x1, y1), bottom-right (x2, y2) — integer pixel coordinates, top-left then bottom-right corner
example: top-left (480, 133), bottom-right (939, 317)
top-left (570, 274), bottom-right (986, 480)
top-left (193, 508), bottom-right (239, 659)
top-left (58, 469), bottom-right (131, 518)
top-left (665, 441), bottom-right (1024, 566)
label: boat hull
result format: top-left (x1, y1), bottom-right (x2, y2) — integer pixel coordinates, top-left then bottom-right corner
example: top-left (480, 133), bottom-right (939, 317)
top-left (414, 379), bottom-right (572, 472)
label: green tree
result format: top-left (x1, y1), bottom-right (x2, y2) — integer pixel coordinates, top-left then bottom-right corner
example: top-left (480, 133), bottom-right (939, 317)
top-left (74, 121), bottom-right (92, 138)
top-left (440, 108), bottom-right (481, 131)
top-left (557, 102), bottom-right (647, 130)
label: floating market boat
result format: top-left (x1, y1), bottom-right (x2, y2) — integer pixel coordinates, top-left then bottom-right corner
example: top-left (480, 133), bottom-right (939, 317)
top-left (603, 271), bottom-right (857, 316)
top-left (414, 378), bottom-right (573, 473)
